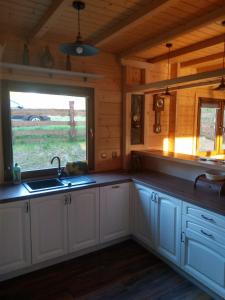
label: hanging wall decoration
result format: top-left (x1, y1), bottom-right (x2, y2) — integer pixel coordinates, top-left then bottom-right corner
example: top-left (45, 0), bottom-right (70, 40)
top-left (153, 94), bottom-right (164, 134)
top-left (22, 43), bottom-right (30, 65)
top-left (131, 94), bottom-right (145, 145)
top-left (41, 46), bottom-right (55, 68)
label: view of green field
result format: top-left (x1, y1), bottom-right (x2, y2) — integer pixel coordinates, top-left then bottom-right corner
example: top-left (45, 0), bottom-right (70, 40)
top-left (12, 124), bottom-right (86, 171)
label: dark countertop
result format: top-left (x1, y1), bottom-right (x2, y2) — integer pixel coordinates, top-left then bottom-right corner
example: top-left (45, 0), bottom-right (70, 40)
top-left (0, 172), bottom-right (132, 203)
top-left (132, 172), bottom-right (225, 216)
top-left (1, 171), bottom-right (225, 217)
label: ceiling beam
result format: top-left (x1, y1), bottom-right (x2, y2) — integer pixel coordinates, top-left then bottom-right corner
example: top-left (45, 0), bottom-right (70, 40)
top-left (126, 68), bottom-right (224, 93)
top-left (121, 7), bottom-right (225, 58)
top-left (92, 0), bottom-right (174, 47)
top-left (180, 52), bottom-right (224, 68)
top-left (149, 34), bottom-right (225, 63)
top-left (144, 79), bottom-right (220, 95)
top-left (197, 63), bottom-right (222, 73)
top-left (28, 0), bottom-right (67, 41)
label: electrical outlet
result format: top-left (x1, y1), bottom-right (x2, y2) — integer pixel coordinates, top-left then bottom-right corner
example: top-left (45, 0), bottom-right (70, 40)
top-left (112, 151), bottom-right (117, 159)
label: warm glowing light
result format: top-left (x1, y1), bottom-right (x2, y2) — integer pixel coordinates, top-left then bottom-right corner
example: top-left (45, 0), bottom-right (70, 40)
top-left (175, 137), bottom-right (194, 155)
top-left (163, 138), bottom-right (169, 151)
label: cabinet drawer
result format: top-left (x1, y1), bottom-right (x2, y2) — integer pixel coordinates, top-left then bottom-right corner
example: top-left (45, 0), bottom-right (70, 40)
top-left (181, 228), bottom-right (225, 298)
top-left (184, 219), bottom-right (225, 249)
top-left (182, 202), bottom-right (225, 231)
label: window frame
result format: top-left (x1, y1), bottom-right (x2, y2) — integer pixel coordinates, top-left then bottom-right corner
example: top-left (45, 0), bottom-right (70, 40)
top-left (196, 97), bottom-right (225, 157)
top-left (1, 80), bottom-right (95, 181)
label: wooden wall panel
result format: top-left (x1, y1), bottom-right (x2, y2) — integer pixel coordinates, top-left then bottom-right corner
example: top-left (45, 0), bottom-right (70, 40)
top-left (0, 36), bottom-right (122, 182)
top-left (175, 89), bottom-right (197, 155)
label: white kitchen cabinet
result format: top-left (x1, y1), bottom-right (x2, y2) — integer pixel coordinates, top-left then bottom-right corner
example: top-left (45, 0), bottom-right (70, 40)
top-left (100, 183), bottom-right (130, 243)
top-left (133, 184), bottom-right (181, 265)
top-left (30, 194), bottom-right (68, 264)
top-left (181, 221), bottom-right (225, 298)
top-left (0, 200), bottom-right (31, 275)
top-left (68, 188), bottom-right (99, 252)
top-left (133, 183), bottom-right (155, 247)
top-left (155, 193), bottom-right (181, 266)
top-left (181, 202), bottom-right (225, 298)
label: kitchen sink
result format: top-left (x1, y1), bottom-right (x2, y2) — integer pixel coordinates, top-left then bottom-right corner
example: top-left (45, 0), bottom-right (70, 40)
top-left (60, 176), bottom-right (96, 186)
top-left (24, 178), bottom-right (64, 192)
top-left (24, 176), bottom-right (96, 192)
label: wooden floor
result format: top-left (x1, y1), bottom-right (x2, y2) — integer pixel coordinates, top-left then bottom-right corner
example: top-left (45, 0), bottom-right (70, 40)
top-left (0, 240), bottom-right (213, 300)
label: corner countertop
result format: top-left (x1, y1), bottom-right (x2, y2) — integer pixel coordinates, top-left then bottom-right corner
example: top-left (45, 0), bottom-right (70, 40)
top-left (1, 171), bottom-right (225, 217)
top-left (132, 172), bottom-right (225, 216)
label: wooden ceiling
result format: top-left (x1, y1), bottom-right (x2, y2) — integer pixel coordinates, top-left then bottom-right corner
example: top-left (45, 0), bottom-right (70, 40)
top-left (1, 0), bottom-right (225, 67)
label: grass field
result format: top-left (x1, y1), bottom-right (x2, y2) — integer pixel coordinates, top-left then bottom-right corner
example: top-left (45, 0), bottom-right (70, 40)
top-left (12, 125), bottom-right (86, 171)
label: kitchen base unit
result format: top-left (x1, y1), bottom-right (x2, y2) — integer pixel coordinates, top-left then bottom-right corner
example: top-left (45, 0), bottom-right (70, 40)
top-left (0, 200), bottom-right (31, 276)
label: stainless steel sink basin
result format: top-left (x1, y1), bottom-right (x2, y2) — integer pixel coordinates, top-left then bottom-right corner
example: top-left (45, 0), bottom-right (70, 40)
top-left (60, 176), bottom-right (96, 186)
top-left (24, 178), bottom-right (64, 192)
top-left (23, 176), bottom-right (96, 192)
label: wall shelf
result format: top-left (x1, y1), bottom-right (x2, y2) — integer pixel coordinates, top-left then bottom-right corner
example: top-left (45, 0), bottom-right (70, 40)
top-left (0, 62), bottom-right (104, 81)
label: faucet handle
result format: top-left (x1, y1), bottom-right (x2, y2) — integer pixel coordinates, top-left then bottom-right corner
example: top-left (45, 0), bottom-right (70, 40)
top-left (58, 167), bottom-right (65, 178)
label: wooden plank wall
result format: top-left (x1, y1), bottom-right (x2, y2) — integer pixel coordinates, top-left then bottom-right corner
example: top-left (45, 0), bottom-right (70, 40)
top-left (174, 66), bottom-right (197, 155)
top-left (123, 62), bottom-right (168, 169)
top-left (0, 35), bottom-right (122, 182)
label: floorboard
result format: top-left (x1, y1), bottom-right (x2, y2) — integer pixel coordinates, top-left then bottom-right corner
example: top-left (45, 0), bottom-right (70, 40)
top-left (0, 240), bottom-right (213, 300)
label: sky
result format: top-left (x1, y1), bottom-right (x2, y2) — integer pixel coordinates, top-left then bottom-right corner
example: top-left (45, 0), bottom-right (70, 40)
top-left (10, 91), bottom-right (86, 110)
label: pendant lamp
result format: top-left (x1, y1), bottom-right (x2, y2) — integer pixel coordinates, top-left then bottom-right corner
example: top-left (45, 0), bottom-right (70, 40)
top-left (162, 43), bottom-right (173, 97)
top-left (59, 1), bottom-right (99, 56)
top-left (214, 21), bottom-right (225, 90)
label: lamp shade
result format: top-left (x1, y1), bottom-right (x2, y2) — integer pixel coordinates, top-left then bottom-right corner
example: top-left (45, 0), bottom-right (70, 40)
top-left (59, 41), bottom-right (99, 56)
top-left (59, 1), bottom-right (99, 57)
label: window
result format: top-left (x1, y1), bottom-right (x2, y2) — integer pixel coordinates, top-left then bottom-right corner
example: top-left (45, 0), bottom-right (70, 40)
top-left (2, 81), bottom-right (94, 180)
top-left (197, 98), bottom-right (225, 156)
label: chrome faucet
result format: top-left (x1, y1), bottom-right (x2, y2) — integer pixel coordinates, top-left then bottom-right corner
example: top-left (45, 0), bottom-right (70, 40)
top-left (51, 156), bottom-right (63, 178)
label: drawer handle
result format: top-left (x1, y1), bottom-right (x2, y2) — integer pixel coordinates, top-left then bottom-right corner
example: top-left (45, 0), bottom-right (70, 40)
top-left (112, 185), bottom-right (120, 189)
top-left (201, 229), bottom-right (214, 239)
top-left (201, 214), bottom-right (215, 223)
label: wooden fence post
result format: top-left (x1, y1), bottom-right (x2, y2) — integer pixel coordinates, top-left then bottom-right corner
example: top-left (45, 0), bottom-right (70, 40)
top-left (69, 101), bottom-right (76, 138)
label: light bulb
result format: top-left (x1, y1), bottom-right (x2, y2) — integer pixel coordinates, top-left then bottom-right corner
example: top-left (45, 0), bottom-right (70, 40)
top-left (76, 46), bottom-right (84, 54)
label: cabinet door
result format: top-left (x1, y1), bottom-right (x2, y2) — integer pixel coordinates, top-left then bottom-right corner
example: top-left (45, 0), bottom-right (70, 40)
top-left (181, 226), bottom-right (225, 299)
top-left (68, 188), bottom-right (99, 252)
top-left (0, 201), bottom-right (31, 275)
top-left (155, 194), bottom-right (181, 266)
top-left (30, 194), bottom-right (67, 264)
top-left (133, 184), bottom-right (154, 247)
top-left (100, 183), bottom-right (130, 243)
